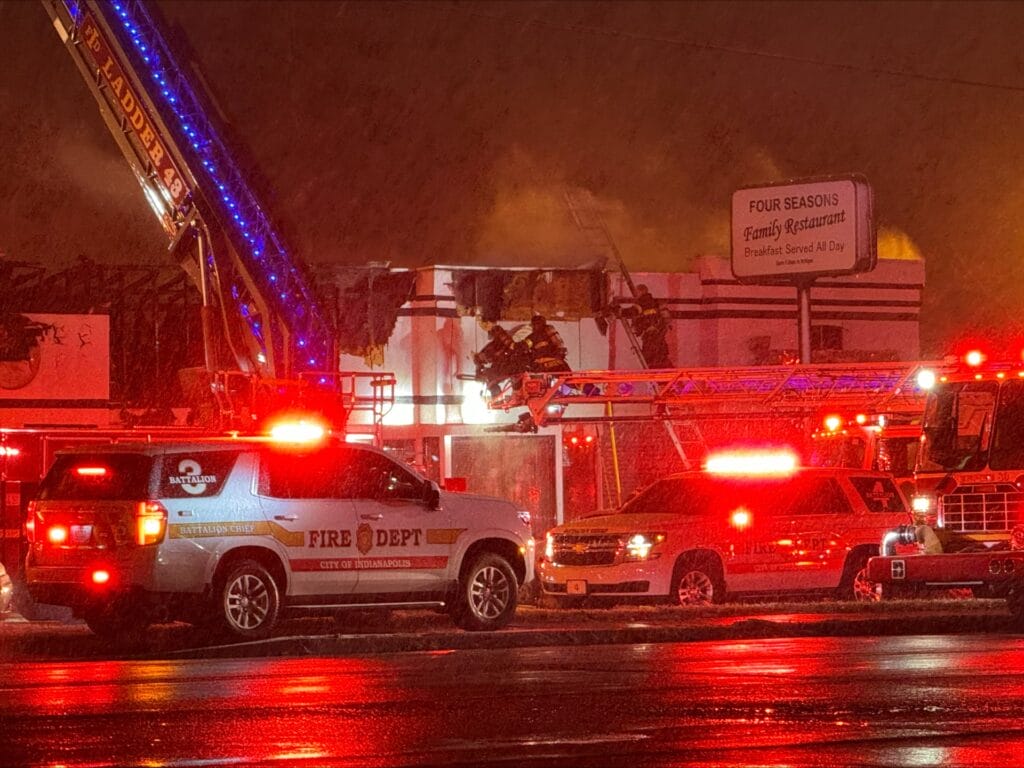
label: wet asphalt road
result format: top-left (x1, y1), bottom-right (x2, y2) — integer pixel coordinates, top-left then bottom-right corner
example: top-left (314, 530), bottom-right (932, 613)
top-left (0, 599), bottom-right (1016, 661)
top-left (3, 632), bottom-right (1024, 767)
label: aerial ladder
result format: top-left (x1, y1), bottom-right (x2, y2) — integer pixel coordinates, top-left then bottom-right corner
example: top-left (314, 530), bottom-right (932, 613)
top-left (494, 362), bottom-right (950, 430)
top-left (564, 188), bottom-right (703, 468)
top-left (41, 0), bottom-right (394, 433)
top-left (492, 361), bottom-right (950, 507)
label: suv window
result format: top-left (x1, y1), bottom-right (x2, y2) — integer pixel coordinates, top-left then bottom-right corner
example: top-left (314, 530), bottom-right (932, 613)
top-left (788, 478), bottom-right (851, 516)
top-left (38, 454), bottom-right (155, 500)
top-left (848, 476), bottom-right (906, 513)
top-left (258, 445), bottom-right (424, 501)
top-left (348, 449), bottom-right (424, 501)
top-left (157, 451), bottom-right (240, 498)
top-left (260, 445), bottom-right (351, 499)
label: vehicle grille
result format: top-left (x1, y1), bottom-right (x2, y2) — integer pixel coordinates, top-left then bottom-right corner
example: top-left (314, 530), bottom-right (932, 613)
top-left (941, 484), bottom-right (1023, 533)
top-left (550, 533), bottom-right (622, 566)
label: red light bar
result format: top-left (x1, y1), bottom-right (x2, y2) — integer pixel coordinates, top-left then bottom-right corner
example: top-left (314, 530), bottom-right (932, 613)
top-left (75, 466), bottom-right (108, 477)
top-left (268, 419), bottom-right (327, 443)
top-left (0, 446), bottom-right (20, 457)
top-left (705, 449), bottom-right (799, 476)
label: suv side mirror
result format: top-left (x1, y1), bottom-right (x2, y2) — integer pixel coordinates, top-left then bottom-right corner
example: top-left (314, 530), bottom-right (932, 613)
top-left (422, 480), bottom-right (441, 510)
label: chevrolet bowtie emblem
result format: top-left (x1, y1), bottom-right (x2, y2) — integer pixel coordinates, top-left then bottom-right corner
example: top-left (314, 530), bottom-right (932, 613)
top-left (572, 542), bottom-right (588, 554)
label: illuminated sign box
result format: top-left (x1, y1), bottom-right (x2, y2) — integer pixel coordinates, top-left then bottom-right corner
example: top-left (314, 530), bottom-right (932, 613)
top-left (730, 175), bottom-right (876, 281)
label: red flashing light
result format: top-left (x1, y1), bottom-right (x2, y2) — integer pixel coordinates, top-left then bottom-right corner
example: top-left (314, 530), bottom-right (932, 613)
top-left (564, 429), bottom-right (595, 448)
top-left (75, 466), bottom-right (108, 477)
top-left (47, 525), bottom-right (69, 545)
top-left (823, 414), bottom-right (843, 433)
top-left (730, 508), bottom-right (752, 529)
top-left (0, 446), bottom-right (20, 457)
top-left (91, 570), bottom-right (111, 585)
top-left (964, 350), bottom-right (986, 367)
top-left (268, 419), bottom-right (327, 444)
top-left (706, 449), bottom-right (799, 476)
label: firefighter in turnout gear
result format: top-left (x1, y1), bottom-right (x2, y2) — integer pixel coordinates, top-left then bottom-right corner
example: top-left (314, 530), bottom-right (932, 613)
top-left (625, 284), bottom-right (672, 368)
top-left (524, 314), bottom-right (570, 373)
top-left (474, 324), bottom-right (523, 396)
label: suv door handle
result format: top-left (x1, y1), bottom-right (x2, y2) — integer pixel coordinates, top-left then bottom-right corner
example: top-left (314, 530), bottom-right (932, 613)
top-left (360, 513), bottom-right (383, 521)
top-left (274, 514), bottom-right (298, 522)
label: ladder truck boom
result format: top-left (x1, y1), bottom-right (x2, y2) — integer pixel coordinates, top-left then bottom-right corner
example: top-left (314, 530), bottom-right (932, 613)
top-left (496, 362), bottom-right (950, 428)
top-left (41, 0), bottom-right (335, 380)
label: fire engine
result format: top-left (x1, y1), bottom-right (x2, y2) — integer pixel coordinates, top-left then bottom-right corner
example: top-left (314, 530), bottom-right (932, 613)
top-left (867, 350), bottom-right (1024, 622)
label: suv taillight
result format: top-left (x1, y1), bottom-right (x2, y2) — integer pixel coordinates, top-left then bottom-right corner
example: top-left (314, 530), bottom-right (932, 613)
top-left (25, 501), bottom-right (37, 543)
top-left (136, 501), bottom-right (167, 546)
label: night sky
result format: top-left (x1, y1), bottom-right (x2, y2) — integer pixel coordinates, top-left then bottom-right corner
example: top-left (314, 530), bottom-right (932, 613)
top-left (2, 0), bottom-right (1023, 355)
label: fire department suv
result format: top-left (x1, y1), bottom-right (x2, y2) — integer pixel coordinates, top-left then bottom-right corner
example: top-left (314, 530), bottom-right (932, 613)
top-left (540, 453), bottom-right (911, 605)
top-left (25, 435), bottom-right (535, 640)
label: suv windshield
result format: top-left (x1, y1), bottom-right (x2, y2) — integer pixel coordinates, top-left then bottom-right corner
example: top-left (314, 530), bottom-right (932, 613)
top-left (38, 454), bottom-right (156, 501)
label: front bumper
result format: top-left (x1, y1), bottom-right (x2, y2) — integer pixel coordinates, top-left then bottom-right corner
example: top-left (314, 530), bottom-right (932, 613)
top-left (537, 558), bottom-right (670, 598)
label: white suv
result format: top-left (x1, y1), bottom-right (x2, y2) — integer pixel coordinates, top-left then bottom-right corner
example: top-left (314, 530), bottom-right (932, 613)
top-left (26, 435), bottom-right (534, 640)
top-left (540, 452), bottom-right (910, 606)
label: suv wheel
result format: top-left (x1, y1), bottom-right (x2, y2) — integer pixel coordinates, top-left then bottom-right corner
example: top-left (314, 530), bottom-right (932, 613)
top-left (838, 551), bottom-right (879, 602)
top-left (673, 557), bottom-right (723, 606)
top-left (451, 553), bottom-right (518, 631)
top-left (212, 559), bottom-right (281, 641)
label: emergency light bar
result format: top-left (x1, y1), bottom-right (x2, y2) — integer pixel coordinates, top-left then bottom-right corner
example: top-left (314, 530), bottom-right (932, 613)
top-left (704, 449), bottom-right (798, 476)
top-left (268, 419), bottom-right (327, 443)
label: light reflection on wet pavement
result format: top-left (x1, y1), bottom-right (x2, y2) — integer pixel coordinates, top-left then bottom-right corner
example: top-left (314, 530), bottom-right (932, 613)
top-left (2, 634), bottom-right (1024, 767)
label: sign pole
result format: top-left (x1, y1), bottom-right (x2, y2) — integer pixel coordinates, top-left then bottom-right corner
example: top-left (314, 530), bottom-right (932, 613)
top-left (797, 280), bottom-right (813, 364)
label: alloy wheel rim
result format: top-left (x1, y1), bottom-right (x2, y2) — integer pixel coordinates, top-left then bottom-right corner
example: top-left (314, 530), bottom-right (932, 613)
top-left (470, 566), bottom-right (511, 619)
top-left (677, 571), bottom-right (713, 605)
top-left (226, 573), bottom-right (270, 630)
top-left (852, 568), bottom-right (880, 602)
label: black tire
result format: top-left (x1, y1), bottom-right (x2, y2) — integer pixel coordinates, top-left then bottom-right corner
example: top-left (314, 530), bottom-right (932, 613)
top-left (451, 553), bottom-right (518, 631)
top-left (209, 559), bottom-right (281, 641)
top-left (671, 555), bottom-right (724, 606)
top-left (837, 550), bottom-right (879, 602)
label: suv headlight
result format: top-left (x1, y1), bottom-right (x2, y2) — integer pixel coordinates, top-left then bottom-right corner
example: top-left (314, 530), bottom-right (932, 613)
top-left (623, 533), bottom-right (666, 561)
